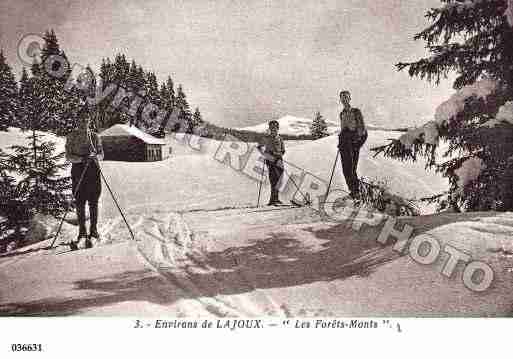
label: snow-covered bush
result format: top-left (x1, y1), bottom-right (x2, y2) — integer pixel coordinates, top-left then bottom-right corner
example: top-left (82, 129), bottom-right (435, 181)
top-left (359, 178), bottom-right (420, 216)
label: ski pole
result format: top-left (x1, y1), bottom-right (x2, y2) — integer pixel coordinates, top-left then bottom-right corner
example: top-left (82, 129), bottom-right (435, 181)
top-left (48, 159), bottom-right (91, 249)
top-left (283, 167), bottom-right (311, 205)
top-left (94, 160), bottom-right (136, 242)
top-left (324, 150), bottom-right (340, 201)
top-left (87, 126), bottom-right (136, 242)
top-left (257, 162), bottom-right (264, 207)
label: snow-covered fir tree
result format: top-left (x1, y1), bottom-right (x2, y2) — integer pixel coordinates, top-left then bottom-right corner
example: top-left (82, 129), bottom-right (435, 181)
top-left (97, 55), bottom-right (185, 132)
top-left (175, 84), bottom-right (193, 133)
top-left (1, 132), bottom-right (71, 241)
top-left (17, 68), bottom-right (33, 131)
top-left (165, 76), bottom-right (176, 107)
top-left (310, 111), bottom-right (329, 139)
top-left (30, 29), bottom-right (81, 136)
top-left (372, 0), bottom-right (513, 212)
top-left (192, 107), bottom-right (204, 129)
top-left (0, 50), bottom-right (18, 131)
top-left (157, 76), bottom-right (177, 134)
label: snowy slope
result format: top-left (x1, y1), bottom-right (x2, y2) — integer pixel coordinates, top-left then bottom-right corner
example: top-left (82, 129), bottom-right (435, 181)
top-left (285, 131), bottom-right (449, 204)
top-left (95, 130), bottom-right (447, 223)
top-left (3, 128), bottom-right (512, 318)
top-left (2, 207), bottom-right (513, 317)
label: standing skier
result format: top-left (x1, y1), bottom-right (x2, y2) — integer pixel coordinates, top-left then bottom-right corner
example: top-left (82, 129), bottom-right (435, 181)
top-left (258, 120), bottom-right (286, 205)
top-left (65, 107), bottom-right (104, 250)
top-left (338, 90), bottom-right (367, 200)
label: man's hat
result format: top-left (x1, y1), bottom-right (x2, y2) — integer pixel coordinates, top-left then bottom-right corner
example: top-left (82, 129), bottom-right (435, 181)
top-left (268, 120), bottom-right (279, 128)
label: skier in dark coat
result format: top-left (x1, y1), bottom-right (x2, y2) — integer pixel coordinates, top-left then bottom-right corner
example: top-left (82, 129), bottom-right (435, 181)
top-left (65, 108), bottom-right (104, 249)
top-left (258, 120), bottom-right (286, 205)
top-left (338, 90), bottom-right (367, 200)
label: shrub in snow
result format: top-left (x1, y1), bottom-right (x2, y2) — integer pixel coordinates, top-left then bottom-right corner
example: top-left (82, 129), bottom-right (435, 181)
top-left (358, 179), bottom-right (419, 216)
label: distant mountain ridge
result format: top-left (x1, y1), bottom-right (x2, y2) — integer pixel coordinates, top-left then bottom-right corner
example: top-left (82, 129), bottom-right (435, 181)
top-left (237, 115), bottom-right (404, 135)
top-left (237, 115), bottom-right (339, 136)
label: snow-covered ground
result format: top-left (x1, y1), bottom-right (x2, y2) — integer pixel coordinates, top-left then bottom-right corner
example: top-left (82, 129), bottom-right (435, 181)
top-left (1, 128), bottom-right (512, 317)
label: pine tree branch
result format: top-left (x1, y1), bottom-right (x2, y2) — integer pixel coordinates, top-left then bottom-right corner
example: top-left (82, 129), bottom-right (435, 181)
top-left (371, 137), bottom-right (438, 169)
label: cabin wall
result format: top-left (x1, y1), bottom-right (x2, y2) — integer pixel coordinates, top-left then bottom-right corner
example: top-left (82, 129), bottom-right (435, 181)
top-left (145, 144), bottom-right (165, 161)
top-left (101, 136), bottom-right (145, 162)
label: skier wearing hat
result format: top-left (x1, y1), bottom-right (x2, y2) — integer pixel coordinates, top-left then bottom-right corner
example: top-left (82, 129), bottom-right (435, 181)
top-left (258, 120), bottom-right (286, 205)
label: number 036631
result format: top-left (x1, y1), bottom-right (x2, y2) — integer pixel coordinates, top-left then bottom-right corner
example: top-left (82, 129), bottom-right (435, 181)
top-left (11, 344), bottom-right (43, 352)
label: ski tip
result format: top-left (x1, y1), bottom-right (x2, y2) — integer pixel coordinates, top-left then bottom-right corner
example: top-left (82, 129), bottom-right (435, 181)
top-left (290, 199), bottom-right (311, 207)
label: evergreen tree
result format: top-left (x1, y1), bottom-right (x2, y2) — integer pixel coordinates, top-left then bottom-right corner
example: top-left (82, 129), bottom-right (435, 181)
top-left (79, 65), bottom-right (98, 130)
top-left (25, 61), bottom-right (48, 133)
top-left (127, 60), bottom-right (139, 91)
top-left (86, 53), bottom-right (195, 134)
top-left (0, 149), bottom-right (26, 240)
top-left (141, 71), bottom-right (161, 129)
top-left (145, 71), bottom-right (159, 105)
top-left (108, 54), bottom-right (132, 126)
top-left (97, 58), bottom-right (115, 129)
top-left (113, 53), bottom-right (130, 84)
top-left (17, 67), bottom-right (40, 132)
top-left (1, 132), bottom-right (71, 242)
top-left (2, 32), bottom-right (73, 241)
top-left (30, 29), bottom-right (75, 136)
top-left (17, 68), bottom-right (30, 130)
top-left (165, 76), bottom-right (175, 107)
top-left (192, 107), bottom-right (205, 130)
top-left (175, 84), bottom-right (193, 133)
top-left (310, 111), bottom-right (329, 139)
top-left (371, 0), bottom-right (513, 212)
top-left (0, 50), bottom-right (18, 131)
top-left (159, 82), bottom-right (169, 109)
top-left (41, 29), bottom-right (60, 61)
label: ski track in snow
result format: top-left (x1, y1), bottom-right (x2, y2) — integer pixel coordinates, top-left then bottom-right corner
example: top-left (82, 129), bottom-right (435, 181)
top-left (98, 210), bottom-right (287, 317)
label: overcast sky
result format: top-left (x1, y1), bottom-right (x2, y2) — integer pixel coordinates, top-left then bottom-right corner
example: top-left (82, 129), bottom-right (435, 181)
top-left (0, 0), bottom-right (455, 128)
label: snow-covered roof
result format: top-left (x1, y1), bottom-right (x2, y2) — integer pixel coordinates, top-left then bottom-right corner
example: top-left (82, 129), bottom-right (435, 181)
top-left (100, 124), bottom-right (166, 145)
